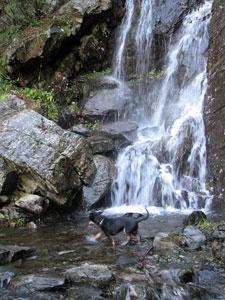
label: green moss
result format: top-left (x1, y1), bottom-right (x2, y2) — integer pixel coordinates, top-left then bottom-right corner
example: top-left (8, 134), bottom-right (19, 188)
top-left (81, 68), bottom-right (112, 81)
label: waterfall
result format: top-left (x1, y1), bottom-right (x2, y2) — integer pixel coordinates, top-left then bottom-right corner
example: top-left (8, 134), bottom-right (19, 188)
top-left (109, 0), bottom-right (213, 214)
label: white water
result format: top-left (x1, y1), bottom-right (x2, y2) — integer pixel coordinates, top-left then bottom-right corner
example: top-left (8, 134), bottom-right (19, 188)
top-left (107, 0), bottom-right (213, 215)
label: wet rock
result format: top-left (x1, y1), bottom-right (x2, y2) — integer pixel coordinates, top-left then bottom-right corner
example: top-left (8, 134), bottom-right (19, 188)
top-left (10, 274), bottom-right (65, 291)
top-left (183, 210), bottom-right (207, 227)
top-left (0, 272), bottom-right (15, 289)
top-left (26, 221), bottom-right (37, 230)
top-left (0, 206), bottom-right (31, 220)
top-left (71, 124), bottom-right (90, 137)
top-left (65, 263), bottom-right (114, 286)
top-left (82, 89), bottom-right (129, 121)
top-left (183, 226), bottom-right (206, 250)
top-left (91, 122), bottom-right (138, 153)
top-left (66, 284), bottom-right (105, 300)
top-left (196, 270), bottom-right (225, 286)
top-left (15, 194), bottom-right (49, 215)
top-left (83, 155), bottom-right (114, 210)
top-left (0, 244), bottom-right (35, 265)
top-left (88, 136), bottom-right (115, 154)
top-left (0, 100), bottom-right (96, 206)
top-left (153, 232), bottom-right (182, 251)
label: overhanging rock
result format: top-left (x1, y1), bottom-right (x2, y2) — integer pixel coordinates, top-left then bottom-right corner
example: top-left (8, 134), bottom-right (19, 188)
top-left (0, 100), bottom-right (96, 206)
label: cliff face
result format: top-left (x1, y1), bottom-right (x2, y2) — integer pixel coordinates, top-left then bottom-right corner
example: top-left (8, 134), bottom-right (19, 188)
top-left (205, 0), bottom-right (225, 214)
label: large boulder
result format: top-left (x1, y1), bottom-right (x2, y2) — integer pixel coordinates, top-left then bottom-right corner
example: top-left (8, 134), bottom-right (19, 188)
top-left (0, 100), bottom-right (96, 206)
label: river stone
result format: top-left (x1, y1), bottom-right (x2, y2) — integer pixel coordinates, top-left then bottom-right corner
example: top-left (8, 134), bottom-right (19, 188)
top-left (15, 194), bottom-right (49, 215)
top-left (0, 100), bottom-right (96, 206)
top-left (83, 155), bottom-right (114, 209)
top-left (65, 263), bottom-right (114, 286)
top-left (183, 226), bottom-right (206, 250)
top-left (0, 244), bottom-right (35, 265)
top-left (10, 274), bottom-right (65, 291)
top-left (153, 232), bottom-right (182, 251)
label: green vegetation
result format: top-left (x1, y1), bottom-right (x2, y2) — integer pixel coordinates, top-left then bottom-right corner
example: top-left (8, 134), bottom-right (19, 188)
top-left (83, 119), bottom-right (101, 130)
top-left (24, 87), bottom-right (58, 121)
top-left (67, 101), bottom-right (80, 114)
top-left (0, 1), bottom-right (54, 50)
top-left (0, 73), bottom-right (17, 94)
top-left (148, 66), bottom-right (166, 79)
top-left (81, 68), bottom-right (112, 81)
top-left (3, 214), bottom-right (26, 227)
top-left (0, 72), bottom-right (58, 122)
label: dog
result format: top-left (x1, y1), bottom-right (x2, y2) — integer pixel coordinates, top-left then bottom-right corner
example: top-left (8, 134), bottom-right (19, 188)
top-left (89, 208), bottom-right (149, 247)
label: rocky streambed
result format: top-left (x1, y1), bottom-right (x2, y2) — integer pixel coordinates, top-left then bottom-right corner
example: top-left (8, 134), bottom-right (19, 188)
top-left (0, 212), bottom-right (225, 300)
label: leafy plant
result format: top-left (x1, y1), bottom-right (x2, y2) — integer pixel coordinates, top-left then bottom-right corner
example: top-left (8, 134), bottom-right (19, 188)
top-left (83, 120), bottom-right (100, 130)
top-left (0, 72), bottom-right (17, 94)
top-left (148, 66), bottom-right (166, 80)
top-left (81, 68), bottom-right (112, 81)
top-left (24, 87), bottom-right (58, 121)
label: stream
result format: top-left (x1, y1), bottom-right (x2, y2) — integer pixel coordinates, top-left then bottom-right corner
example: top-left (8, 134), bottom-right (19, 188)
top-left (1, 212), bottom-right (225, 299)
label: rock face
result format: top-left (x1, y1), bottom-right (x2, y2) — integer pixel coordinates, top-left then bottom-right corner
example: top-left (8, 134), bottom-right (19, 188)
top-left (82, 155), bottom-right (114, 209)
top-left (204, 0), bottom-right (225, 215)
top-left (0, 100), bottom-right (96, 206)
top-left (2, 0), bottom-right (125, 96)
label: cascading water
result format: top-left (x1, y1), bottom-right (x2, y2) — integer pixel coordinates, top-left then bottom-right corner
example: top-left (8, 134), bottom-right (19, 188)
top-left (108, 0), bottom-right (213, 214)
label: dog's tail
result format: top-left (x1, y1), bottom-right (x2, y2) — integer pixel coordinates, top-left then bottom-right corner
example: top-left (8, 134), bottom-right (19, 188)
top-left (137, 208), bottom-right (149, 223)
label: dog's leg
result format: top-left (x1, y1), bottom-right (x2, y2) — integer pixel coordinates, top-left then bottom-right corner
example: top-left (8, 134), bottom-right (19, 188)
top-left (94, 232), bottom-right (102, 240)
top-left (105, 233), bottom-right (116, 248)
top-left (109, 235), bottom-right (116, 248)
top-left (122, 234), bottom-right (131, 246)
top-left (136, 234), bottom-right (141, 244)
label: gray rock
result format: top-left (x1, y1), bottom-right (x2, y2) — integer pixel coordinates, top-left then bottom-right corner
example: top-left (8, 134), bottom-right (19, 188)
top-left (91, 121), bottom-right (138, 153)
top-left (88, 136), bottom-right (115, 154)
top-left (0, 100), bottom-right (96, 206)
top-left (0, 244), bottom-right (35, 265)
top-left (83, 155), bottom-right (114, 209)
top-left (153, 232), bottom-right (181, 251)
top-left (71, 124), bottom-right (90, 137)
top-left (65, 263), bottom-right (114, 286)
top-left (10, 274), bottom-right (65, 291)
top-left (1, 94), bottom-right (26, 111)
top-left (183, 226), bottom-right (206, 250)
top-left (0, 272), bottom-right (15, 288)
top-left (82, 89), bottom-right (129, 121)
top-left (15, 194), bottom-right (49, 215)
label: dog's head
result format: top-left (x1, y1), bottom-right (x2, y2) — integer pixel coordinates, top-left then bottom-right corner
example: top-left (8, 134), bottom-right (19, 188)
top-left (88, 212), bottom-right (96, 225)
top-left (88, 211), bottom-right (102, 225)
